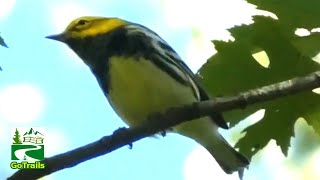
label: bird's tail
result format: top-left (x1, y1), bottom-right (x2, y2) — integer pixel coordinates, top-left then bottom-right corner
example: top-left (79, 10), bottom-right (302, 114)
top-left (175, 118), bottom-right (249, 175)
top-left (204, 132), bottom-right (249, 174)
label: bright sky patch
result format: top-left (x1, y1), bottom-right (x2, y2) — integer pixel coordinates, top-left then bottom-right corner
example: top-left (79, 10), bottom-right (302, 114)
top-left (0, 0), bottom-right (15, 19)
top-left (0, 84), bottom-right (45, 123)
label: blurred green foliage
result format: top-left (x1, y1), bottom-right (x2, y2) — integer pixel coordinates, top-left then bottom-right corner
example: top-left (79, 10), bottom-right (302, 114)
top-left (0, 34), bottom-right (8, 48)
top-left (198, 1), bottom-right (320, 159)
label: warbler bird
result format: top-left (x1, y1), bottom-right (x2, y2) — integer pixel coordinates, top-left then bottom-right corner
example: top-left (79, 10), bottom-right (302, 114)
top-left (46, 16), bottom-right (249, 174)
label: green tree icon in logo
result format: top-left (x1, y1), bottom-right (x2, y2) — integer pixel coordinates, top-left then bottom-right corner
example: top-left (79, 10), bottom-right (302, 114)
top-left (13, 128), bottom-right (22, 144)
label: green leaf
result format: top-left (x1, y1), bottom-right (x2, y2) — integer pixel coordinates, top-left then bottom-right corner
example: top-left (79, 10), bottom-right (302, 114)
top-left (292, 32), bottom-right (320, 58)
top-left (247, 0), bottom-right (320, 29)
top-left (198, 16), bottom-right (320, 159)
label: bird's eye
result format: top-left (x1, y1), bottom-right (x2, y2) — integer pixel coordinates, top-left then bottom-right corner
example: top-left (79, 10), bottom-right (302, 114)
top-left (77, 20), bottom-right (89, 26)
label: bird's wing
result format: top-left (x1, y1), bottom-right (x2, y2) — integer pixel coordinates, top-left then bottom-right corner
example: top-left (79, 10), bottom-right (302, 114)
top-left (125, 24), bottom-right (228, 129)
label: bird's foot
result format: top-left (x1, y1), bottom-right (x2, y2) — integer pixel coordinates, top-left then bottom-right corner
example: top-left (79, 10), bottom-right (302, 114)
top-left (113, 127), bottom-right (133, 149)
top-left (160, 130), bottom-right (166, 137)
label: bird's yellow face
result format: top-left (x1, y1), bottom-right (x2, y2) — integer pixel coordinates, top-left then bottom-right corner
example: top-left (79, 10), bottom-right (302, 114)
top-left (46, 16), bottom-right (127, 42)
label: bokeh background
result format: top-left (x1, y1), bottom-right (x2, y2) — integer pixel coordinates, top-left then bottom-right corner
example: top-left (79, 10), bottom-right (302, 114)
top-left (1, 0), bottom-right (320, 179)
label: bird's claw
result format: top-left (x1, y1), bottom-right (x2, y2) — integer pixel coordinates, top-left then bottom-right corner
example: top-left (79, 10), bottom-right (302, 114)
top-left (113, 127), bottom-right (133, 149)
top-left (160, 130), bottom-right (166, 137)
top-left (128, 143), bottom-right (133, 149)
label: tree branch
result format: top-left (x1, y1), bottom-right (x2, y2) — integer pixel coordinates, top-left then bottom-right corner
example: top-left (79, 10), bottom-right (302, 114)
top-left (8, 70), bottom-right (320, 180)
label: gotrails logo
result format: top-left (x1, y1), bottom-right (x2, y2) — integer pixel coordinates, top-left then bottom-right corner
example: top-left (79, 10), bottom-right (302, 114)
top-left (10, 128), bottom-right (45, 169)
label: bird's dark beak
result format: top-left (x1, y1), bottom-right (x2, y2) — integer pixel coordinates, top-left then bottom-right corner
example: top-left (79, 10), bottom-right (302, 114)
top-left (45, 33), bottom-right (67, 43)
